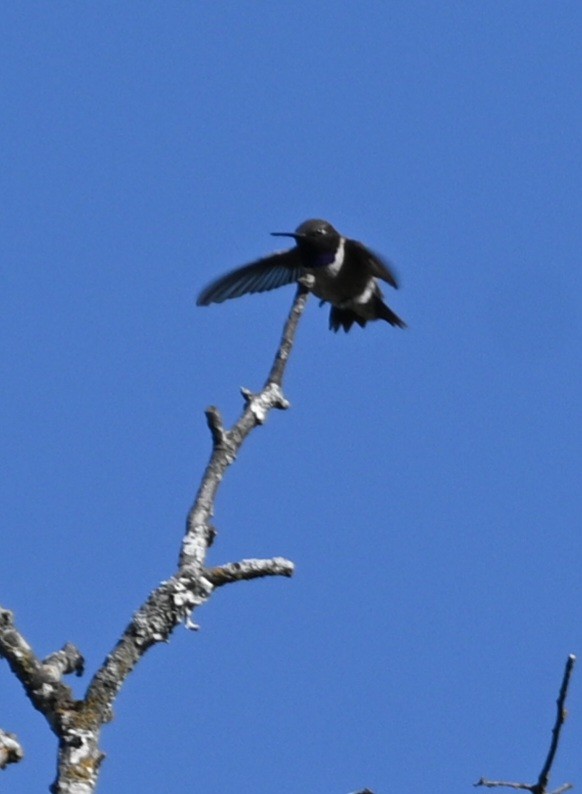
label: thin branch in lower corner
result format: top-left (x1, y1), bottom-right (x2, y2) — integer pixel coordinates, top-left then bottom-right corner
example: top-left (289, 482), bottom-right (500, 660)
top-left (537, 654), bottom-right (576, 792)
top-left (475, 654), bottom-right (576, 794)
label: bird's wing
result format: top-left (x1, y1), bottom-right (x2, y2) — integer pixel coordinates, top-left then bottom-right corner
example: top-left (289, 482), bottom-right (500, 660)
top-left (197, 249), bottom-right (304, 305)
top-left (346, 239), bottom-right (399, 289)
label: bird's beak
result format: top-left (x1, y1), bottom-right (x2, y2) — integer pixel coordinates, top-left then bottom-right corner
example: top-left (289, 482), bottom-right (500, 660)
top-left (271, 231), bottom-right (302, 239)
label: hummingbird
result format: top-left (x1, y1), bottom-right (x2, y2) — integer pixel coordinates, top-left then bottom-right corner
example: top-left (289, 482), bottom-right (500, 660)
top-left (197, 219), bottom-right (406, 332)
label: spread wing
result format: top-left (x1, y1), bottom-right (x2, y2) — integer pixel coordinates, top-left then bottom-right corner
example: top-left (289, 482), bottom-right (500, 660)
top-left (346, 239), bottom-right (399, 289)
top-left (197, 249), bottom-right (304, 305)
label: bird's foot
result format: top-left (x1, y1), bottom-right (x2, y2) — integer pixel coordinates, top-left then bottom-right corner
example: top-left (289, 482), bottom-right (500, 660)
top-left (298, 273), bottom-right (315, 289)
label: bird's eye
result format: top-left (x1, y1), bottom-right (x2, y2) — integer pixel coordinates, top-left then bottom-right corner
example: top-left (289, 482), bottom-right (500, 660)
top-left (315, 227), bottom-right (326, 235)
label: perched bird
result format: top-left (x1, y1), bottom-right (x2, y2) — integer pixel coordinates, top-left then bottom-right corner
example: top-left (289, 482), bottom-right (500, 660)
top-left (197, 219), bottom-right (406, 332)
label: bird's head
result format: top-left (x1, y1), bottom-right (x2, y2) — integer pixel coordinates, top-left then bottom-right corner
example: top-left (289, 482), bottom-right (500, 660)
top-left (271, 219), bottom-right (340, 251)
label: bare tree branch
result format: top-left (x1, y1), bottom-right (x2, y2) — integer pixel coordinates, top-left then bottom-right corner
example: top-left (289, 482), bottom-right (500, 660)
top-left (0, 286), bottom-right (308, 792)
top-left (475, 655), bottom-right (576, 794)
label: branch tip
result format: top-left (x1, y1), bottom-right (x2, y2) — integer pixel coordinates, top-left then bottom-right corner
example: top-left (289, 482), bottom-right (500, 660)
top-left (240, 386), bottom-right (254, 405)
top-left (0, 730), bottom-right (24, 770)
top-left (206, 557), bottom-right (295, 586)
top-left (42, 643), bottom-right (85, 680)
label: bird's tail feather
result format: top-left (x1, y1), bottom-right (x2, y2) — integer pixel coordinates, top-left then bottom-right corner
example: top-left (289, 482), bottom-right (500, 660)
top-left (375, 298), bottom-right (407, 328)
top-left (328, 299), bottom-right (406, 332)
top-left (328, 307), bottom-right (366, 333)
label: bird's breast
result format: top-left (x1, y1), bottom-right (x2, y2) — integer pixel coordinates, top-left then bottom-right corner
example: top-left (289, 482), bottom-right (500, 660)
top-left (308, 242), bottom-right (373, 304)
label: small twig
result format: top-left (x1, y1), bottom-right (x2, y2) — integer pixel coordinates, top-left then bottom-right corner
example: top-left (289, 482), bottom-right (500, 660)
top-left (475, 781), bottom-right (535, 791)
top-left (475, 782), bottom-right (573, 794)
top-left (537, 654), bottom-right (576, 791)
top-left (206, 557), bottom-right (295, 586)
top-left (549, 785), bottom-right (575, 794)
top-left (42, 643), bottom-right (85, 680)
top-left (475, 655), bottom-right (576, 794)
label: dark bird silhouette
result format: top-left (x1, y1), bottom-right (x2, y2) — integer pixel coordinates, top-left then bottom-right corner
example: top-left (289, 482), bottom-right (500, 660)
top-left (197, 219), bottom-right (406, 332)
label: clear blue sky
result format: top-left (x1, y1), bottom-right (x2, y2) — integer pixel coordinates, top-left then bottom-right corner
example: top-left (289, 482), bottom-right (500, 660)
top-left (2, 4), bottom-right (581, 792)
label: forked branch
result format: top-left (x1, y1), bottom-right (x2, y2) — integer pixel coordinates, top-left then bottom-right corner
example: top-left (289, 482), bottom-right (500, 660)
top-left (475, 654), bottom-right (576, 794)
